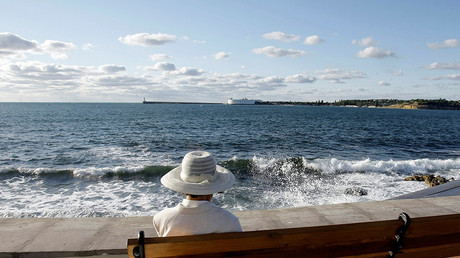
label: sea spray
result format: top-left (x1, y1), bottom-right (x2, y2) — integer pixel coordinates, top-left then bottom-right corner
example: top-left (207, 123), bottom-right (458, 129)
top-left (1, 156), bottom-right (457, 218)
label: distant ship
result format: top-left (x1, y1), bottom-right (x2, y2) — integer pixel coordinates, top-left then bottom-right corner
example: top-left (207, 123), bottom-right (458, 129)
top-left (227, 98), bottom-right (262, 105)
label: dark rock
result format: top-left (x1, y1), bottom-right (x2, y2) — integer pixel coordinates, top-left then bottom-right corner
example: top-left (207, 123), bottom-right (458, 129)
top-left (344, 187), bottom-right (368, 196)
top-left (404, 174), bottom-right (454, 187)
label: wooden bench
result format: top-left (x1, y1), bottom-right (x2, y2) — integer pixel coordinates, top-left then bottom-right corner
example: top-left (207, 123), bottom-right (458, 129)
top-left (127, 212), bottom-right (460, 257)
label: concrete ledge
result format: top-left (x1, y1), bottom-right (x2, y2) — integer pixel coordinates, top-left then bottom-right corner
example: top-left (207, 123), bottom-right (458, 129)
top-left (0, 217), bottom-right (151, 258)
top-left (390, 180), bottom-right (460, 200)
top-left (1, 195), bottom-right (459, 257)
top-left (234, 195), bottom-right (460, 231)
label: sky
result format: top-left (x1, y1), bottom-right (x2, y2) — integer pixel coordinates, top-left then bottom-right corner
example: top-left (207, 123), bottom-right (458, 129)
top-left (0, 0), bottom-right (459, 103)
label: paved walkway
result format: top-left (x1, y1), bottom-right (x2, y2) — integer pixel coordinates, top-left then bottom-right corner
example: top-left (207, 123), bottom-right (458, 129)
top-left (1, 182), bottom-right (459, 257)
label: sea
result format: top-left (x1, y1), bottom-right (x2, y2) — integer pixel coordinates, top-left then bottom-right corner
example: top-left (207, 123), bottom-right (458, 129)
top-left (1, 103), bottom-right (459, 218)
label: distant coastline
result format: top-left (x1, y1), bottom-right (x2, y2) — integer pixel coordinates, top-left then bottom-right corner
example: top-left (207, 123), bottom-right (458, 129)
top-left (142, 98), bottom-right (460, 110)
top-left (258, 99), bottom-right (460, 110)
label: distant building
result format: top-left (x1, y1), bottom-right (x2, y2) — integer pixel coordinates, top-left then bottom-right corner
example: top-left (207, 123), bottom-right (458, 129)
top-left (227, 98), bottom-right (262, 105)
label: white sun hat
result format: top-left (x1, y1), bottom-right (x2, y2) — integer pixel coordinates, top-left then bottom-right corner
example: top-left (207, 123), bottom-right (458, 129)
top-left (160, 151), bottom-right (235, 195)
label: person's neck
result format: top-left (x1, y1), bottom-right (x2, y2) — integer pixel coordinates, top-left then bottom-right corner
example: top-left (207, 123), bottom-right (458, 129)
top-left (186, 194), bottom-right (213, 202)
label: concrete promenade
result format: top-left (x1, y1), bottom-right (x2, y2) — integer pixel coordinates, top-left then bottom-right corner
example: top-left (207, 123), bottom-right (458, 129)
top-left (1, 180), bottom-right (459, 257)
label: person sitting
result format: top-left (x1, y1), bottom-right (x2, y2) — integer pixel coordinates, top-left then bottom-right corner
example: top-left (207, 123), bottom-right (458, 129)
top-left (153, 151), bottom-right (242, 237)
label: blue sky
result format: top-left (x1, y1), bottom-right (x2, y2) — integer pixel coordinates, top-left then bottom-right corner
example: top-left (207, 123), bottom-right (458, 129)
top-left (0, 0), bottom-right (459, 102)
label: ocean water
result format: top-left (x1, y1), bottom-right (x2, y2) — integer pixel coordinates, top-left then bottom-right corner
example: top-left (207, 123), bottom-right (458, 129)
top-left (0, 103), bottom-right (459, 218)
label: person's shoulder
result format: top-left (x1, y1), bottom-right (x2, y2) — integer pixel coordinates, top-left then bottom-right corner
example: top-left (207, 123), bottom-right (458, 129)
top-left (154, 205), bottom-right (181, 220)
top-left (208, 203), bottom-right (242, 232)
top-left (208, 203), bottom-right (238, 218)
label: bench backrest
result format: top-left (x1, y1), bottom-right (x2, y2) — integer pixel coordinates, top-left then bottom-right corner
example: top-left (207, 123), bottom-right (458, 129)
top-left (127, 213), bottom-right (460, 257)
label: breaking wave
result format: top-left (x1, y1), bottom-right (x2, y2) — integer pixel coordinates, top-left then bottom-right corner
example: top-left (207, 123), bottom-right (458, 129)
top-left (1, 157), bottom-right (458, 180)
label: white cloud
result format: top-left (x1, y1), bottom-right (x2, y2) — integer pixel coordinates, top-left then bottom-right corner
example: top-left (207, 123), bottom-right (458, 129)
top-left (118, 33), bottom-right (176, 47)
top-left (426, 74), bottom-right (460, 80)
top-left (378, 81), bottom-right (390, 86)
top-left (182, 35), bottom-right (206, 44)
top-left (262, 31), bottom-right (300, 42)
top-left (356, 47), bottom-right (395, 58)
top-left (161, 72), bottom-right (289, 92)
top-left (352, 37), bottom-right (378, 47)
top-left (151, 54), bottom-right (171, 61)
top-left (214, 51), bottom-right (230, 60)
top-left (193, 39), bottom-right (206, 44)
top-left (1, 58), bottom-right (376, 102)
top-left (168, 67), bottom-right (204, 76)
top-left (82, 43), bottom-right (94, 50)
top-left (0, 32), bottom-right (76, 59)
top-left (0, 50), bottom-right (26, 59)
top-left (304, 35), bottom-right (324, 45)
top-left (39, 40), bottom-right (77, 59)
top-left (285, 73), bottom-right (316, 83)
top-left (98, 64), bottom-right (126, 73)
top-left (427, 39), bottom-right (458, 49)
top-left (252, 46), bottom-right (306, 58)
top-left (315, 68), bottom-right (365, 83)
top-left (0, 32), bottom-right (38, 50)
top-left (96, 75), bottom-right (152, 87)
top-left (0, 60), bottom-right (163, 101)
top-left (5, 61), bottom-right (86, 82)
top-left (261, 76), bottom-right (284, 84)
top-left (424, 62), bottom-right (460, 70)
top-left (0, 59), bottom-right (367, 102)
top-left (154, 62), bottom-right (176, 71)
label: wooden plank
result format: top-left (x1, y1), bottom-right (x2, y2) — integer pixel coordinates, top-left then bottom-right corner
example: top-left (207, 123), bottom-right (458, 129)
top-left (397, 213), bottom-right (460, 258)
top-left (128, 220), bottom-right (398, 257)
top-left (395, 243), bottom-right (460, 258)
top-left (127, 213), bottom-right (460, 258)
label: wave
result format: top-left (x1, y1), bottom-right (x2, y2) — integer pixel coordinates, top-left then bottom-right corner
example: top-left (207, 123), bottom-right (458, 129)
top-left (305, 157), bottom-right (460, 175)
top-left (0, 165), bottom-right (174, 181)
top-left (1, 157), bottom-right (458, 181)
top-left (1, 156), bottom-right (458, 218)
top-left (242, 156), bottom-right (459, 177)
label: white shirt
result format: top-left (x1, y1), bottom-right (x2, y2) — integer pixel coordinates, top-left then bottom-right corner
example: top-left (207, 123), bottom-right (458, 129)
top-left (153, 199), bottom-right (242, 237)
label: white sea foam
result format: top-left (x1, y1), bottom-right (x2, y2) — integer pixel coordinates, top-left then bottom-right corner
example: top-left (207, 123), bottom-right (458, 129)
top-left (0, 167), bottom-right (67, 175)
top-left (236, 156), bottom-right (459, 210)
top-left (1, 157), bottom-right (458, 218)
top-left (307, 157), bottom-right (460, 175)
top-left (72, 165), bottom-right (146, 177)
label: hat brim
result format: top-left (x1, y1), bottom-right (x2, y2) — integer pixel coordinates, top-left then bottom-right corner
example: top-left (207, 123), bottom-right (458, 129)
top-left (160, 165), bottom-right (235, 195)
